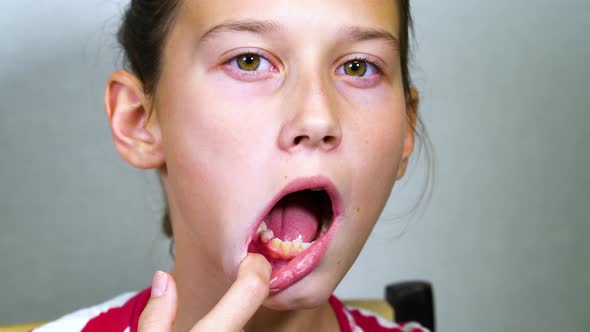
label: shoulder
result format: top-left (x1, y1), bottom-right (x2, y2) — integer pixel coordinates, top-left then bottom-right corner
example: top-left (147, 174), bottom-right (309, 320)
top-left (329, 295), bottom-right (430, 332)
top-left (32, 288), bottom-right (151, 332)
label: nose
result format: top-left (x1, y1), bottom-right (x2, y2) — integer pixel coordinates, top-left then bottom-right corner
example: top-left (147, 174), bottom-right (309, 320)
top-left (278, 73), bottom-right (342, 153)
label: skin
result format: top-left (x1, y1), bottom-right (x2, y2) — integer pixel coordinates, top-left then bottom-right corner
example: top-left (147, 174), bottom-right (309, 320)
top-left (104, 0), bottom-right (419, 331)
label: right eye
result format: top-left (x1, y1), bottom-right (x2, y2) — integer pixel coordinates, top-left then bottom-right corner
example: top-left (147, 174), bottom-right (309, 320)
top-left (228, 53), bottom-right (275, 72)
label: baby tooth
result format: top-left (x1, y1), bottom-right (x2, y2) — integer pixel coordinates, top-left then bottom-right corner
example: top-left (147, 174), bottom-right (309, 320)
top-left (270, 238), bottom-right (282, 250)
top-left (260, 229), bottom-right (274, 243)
top-left (301, 242), bottom-right (312, 250)
top-left (281, 241), bottom-right (293, 256)
top-left (292, 239), bottom-right (302, 252)
top-left (257, 222), bottom-right (267, 232)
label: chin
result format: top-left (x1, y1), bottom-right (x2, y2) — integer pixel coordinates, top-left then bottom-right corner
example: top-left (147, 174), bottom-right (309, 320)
top-left (261, 271), bottom-right (339, 310)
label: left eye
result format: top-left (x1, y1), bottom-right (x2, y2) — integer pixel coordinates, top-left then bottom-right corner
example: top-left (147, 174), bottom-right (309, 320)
top-left (337, 59), bottom-right (379, 77)
top-left (229, 53), bottom-right (274, 72)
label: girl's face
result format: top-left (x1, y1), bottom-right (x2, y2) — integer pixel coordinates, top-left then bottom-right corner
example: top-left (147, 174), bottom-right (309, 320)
top-left (154, 0), bottom-right (414, 309)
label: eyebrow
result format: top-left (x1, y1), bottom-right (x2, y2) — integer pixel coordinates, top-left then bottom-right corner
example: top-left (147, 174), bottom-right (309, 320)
top-left (198, 19), bottom-right (399, 52)
top-left (342, 25), bottom-right (399, 52)
top-left (199, 19), bottom-right (283, 44)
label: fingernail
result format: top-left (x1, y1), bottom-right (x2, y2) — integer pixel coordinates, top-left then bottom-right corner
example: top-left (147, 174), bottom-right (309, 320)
top-left (151, 271), bottom-right (168, 298)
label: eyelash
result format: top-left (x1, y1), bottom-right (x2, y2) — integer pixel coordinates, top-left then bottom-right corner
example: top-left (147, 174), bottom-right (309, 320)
top-left (227, 51), bottom-right (275, 70)
top-left (340, 56), bottom-right (384, 83)
top-left (224, 51), bottom-right (384, 78)
top-left (345, 55), bottom-right (383, 74)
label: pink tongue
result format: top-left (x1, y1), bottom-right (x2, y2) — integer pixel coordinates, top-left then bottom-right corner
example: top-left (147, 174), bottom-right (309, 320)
top-left (267, 192), bottom-right (320, 242)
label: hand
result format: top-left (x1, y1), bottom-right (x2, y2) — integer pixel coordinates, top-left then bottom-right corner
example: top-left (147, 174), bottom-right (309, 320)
top-left (138, 253), bottom-right (272, 332)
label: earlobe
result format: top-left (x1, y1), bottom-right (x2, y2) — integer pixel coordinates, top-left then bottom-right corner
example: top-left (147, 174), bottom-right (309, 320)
top-left (104, 70), bottom-right (165, 169)
top-left (396, 88), bottom-right (420, 180)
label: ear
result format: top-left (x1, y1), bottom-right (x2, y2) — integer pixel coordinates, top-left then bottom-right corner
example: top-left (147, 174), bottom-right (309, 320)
top-left (396, 87), bottom-right (420, 180)
top-left (104, 70), bottom-right (165, 169)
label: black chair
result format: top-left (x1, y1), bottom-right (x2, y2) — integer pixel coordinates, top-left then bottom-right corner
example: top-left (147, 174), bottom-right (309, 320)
top-left (386, 281), bottom-right (435, 331)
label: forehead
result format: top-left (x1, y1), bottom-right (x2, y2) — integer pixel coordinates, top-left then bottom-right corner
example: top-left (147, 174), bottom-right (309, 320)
top-left (178, 0), bottom-right (400, 40)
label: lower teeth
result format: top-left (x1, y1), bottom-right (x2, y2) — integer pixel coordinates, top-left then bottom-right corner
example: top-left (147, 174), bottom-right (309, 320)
top-left (256, 221), bottom-right (314, 260)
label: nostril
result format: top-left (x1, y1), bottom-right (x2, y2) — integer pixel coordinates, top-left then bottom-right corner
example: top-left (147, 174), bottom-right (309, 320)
top-left (294, 136), bottom-right (305, 145)
top-left (323, 136), bottom-right (337, 146)
top-left (292, 135), bottom-right (338, 148)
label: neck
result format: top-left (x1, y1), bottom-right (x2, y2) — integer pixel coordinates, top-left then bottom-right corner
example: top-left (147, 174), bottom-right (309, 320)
top-left (244, 303), bottom-right (337, 332)
top-left (169, 238), bottom-right (230, 332)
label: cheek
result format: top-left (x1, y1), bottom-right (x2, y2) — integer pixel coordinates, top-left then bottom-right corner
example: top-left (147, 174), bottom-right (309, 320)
top-left (347, 93), bottom-right (407, 184)
top-left (345, 93), bottom-right (407, 233)
top-left (158, 74), bottom-right (270, 172)
top-left (160, 76), bottom-right (278, 265)
top-left (336, 77), bottom-right (407, 180)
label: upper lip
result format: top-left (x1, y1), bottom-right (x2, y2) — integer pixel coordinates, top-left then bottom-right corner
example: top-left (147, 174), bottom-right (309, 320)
top-left (245, 175), bottom-right (342, 249)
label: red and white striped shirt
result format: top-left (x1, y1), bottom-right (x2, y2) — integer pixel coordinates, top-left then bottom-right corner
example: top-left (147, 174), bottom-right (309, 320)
top-left (32, 287), bottom-right (430, 332)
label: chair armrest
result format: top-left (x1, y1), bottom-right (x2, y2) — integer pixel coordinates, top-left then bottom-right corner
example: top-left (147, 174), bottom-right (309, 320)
top-left (343, 299), bottom-right (394, 321)
top-left (385, 280), bottom-right (435, 332)
top-left (0, 321), bottom-right (46, 332)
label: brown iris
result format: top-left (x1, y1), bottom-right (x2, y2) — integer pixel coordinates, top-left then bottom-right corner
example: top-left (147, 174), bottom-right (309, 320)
top-left (344, 60), bottom-right (367, 77)
top-left (237, 54), bottom-right (261, 71)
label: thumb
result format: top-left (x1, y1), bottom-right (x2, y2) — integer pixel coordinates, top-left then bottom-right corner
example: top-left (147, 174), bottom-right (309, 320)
top-left (191, 253), bottom-right (271, 332)
top-left (138, 271), bottom-right (178, 332)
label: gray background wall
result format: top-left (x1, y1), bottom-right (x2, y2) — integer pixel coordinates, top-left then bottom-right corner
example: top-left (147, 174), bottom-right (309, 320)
top-left (1, 1), bottom-right (588, 331)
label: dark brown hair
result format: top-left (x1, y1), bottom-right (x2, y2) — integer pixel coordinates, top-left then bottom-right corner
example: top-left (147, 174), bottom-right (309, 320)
top-left (117, 0), bottom-right (433, 240)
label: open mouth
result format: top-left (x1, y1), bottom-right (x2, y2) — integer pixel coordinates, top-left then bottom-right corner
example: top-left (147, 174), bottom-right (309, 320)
top-left (246, 177), bottom-right (341, 292)
top-left (250, 189), bottom-right (333, 266)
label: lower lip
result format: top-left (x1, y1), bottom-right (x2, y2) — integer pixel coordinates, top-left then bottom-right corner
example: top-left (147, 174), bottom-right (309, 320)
top-left (267, 214), bottom-right (341, 292)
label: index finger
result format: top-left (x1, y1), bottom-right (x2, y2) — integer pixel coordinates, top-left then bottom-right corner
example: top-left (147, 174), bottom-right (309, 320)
top-left (191, 253), bottom-right (272, 332)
